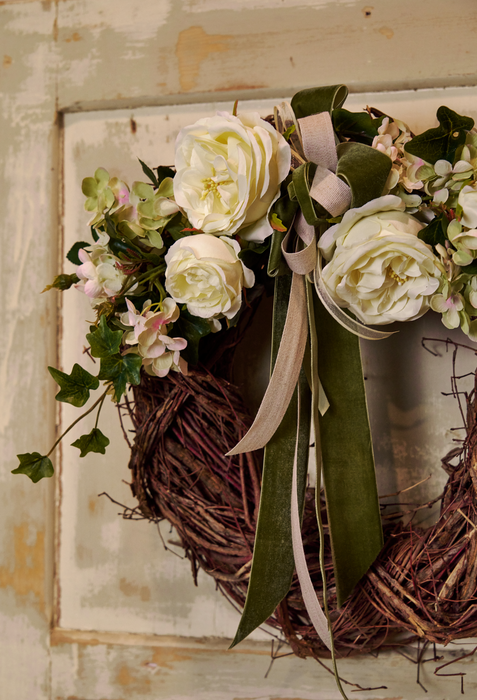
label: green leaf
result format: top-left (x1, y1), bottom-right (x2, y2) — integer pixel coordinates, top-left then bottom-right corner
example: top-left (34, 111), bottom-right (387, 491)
top-left (173, 309), bottom-right (211, 365)
top-left (165, 212), bottom-right (189, 242)
top-left (12, 452), bottom-right (54, 483)
top-left (332, 108), bottom-right (384, 144)
top-left (418, 212), bottom-right (449, 250)
top-left (138, 159), bottom-right (158, 187)
top-left (86, 315), bottom-right (122, 358)
top-left (98, 353), bottom-right (142, 401)
top-left (156, 166), bottom-right (175, 186)
top-left (282, 124), bottom-right (296, 141)
top-left (66, 241), bottom-right (91, 265)
top-left (71, 428), bottom-right (110, 457)
top-left (405, 106), bottom-right (475, 165)
top-left (48, 364), bottom-right (100, 407)
top-left (42, 273), bottom-right (79, 293)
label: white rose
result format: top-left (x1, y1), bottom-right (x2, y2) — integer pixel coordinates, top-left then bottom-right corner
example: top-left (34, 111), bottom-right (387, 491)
top-left (173, 111), bottom-right (291, 242)
top-left (318, 196), bottom-right (442, 325)
top-left (165, 234), bottom-right (255, 320)
top-left (458, 184), bottom-right (477, 228)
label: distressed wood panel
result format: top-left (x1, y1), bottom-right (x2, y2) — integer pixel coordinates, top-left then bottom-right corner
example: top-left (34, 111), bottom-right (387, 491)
top-left (54, 0), bottom-right (477, 114)
top-left (1, 0), bottom-right (477, 698)
top-left (50, 634), bottom-right (477, 700)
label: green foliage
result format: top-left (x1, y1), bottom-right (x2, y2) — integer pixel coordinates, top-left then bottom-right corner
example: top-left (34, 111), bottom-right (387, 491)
top-left (138, 159), bottom-right (159, 187)
top-left (332, 108), bottom-right (385, 144)
top-left (418, 212), bottom-right (449, 250)
top-left (405, 106), bottom-right (475, 165)
top-left (98, 353), bottom-right (142, 401)
top-left (165, 212), bottom-right (189, 242)
top-left (86, 315), bottom-right (122, 358)
top-left (282, 124), bottom-right (296, 141)
top-left (66, 241), bottom-right (91, 265)
top-left (174, 309), bottom-right (212, 365)
top-left (71, 428), bottom-right (110, 457)
top-left (12, 452), bottom-right (54, 483)
top-left (42, 273), bottom-right (79, 293)
top-left (48, 364), bottom-right (100, 407)
top-left (239, 240), bottom-right (270, 270)
top-left (156, 166), bottom-right (175, 186)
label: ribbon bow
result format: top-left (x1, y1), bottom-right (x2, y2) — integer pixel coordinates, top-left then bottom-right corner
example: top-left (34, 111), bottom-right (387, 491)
top-left (230, 87), bottom-right (392, 656)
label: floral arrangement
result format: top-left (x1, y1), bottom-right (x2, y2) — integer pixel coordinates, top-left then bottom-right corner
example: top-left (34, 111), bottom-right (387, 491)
top-left (14, 85), bottom-right (477, 696)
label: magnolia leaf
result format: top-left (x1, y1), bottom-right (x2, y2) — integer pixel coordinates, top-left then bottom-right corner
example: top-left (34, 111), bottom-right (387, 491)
top-left (138, 159), bottom-right (158, 187)
top-left (418, 213), bottom-right (448, 251)
top-left (174, 310), bottom-right (211, 365)
top-left (48, 364), bottom-right (100, 407)
top-left (86, 315), bottom-right (122, 358)
top-left (71, 428), bottom-right (110, 457)
top-left (98, 353), bottom-right (142, 401)
top-left (66, 241), bottom-right (91, 265)
top-left (42, 273), bottom-right (79, 293)
top-left (405, 106), bottom-right (475, 165)
top-left (12, 452), bottom-right (54, 483)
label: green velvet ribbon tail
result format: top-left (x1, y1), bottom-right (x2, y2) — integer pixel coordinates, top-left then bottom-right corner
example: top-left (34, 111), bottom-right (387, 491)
top-left (230, 273), bottom-right (311, 647)
top-left (313, 294), bottom-right (383, 607)
top-left (306, 279), bottom-right (349, 700)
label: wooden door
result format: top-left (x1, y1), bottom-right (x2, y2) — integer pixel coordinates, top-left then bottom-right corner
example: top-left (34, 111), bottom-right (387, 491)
top-left (2, 1), bottom-right (477, 698)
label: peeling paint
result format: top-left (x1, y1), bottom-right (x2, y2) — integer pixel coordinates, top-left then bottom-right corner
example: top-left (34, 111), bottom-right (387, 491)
top-left (119, 577), bottom-right (151, 602)
top-left (0, 524), bottom-right (45, 610)
top-left (379, 25), bottom-right (394, 39)
top-left (176, 26), bottom-right (230, 92)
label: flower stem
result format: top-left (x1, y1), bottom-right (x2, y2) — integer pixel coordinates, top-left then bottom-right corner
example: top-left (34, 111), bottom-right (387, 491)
top-left (47, 387), bottom-right (110, 457)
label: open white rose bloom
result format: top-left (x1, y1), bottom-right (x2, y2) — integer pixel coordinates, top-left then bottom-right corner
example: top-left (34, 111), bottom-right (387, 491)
top-left (318, 196), bottom-right (443, 325)
top-left (173, 111), bottom-right (291, 242)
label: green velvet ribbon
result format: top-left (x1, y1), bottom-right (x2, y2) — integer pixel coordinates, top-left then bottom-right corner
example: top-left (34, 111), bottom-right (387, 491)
top-left (232, 85), bottom-right (386, 651)
top-left (231, 273), bottom-right (311, 647)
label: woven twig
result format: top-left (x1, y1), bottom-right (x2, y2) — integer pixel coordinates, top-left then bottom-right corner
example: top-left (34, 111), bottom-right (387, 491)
top-left (126, 348), bottom-right (477, 658)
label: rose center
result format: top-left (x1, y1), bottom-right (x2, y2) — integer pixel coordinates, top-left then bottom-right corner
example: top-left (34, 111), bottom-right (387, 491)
top-left (201, 177), bottom-right (221, 200)
top-left (388, 268), bottom-right (410, 285)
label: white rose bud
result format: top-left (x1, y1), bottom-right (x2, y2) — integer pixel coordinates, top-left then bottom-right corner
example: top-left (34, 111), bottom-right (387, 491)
top-left (318, 195), bottom-right (442, 325)
top-left (173, 111), bottom-right (291, 242)
top-left (165, 234), bottom-right (255, 320)
top-left (458, 184), bottom-right (477, 229)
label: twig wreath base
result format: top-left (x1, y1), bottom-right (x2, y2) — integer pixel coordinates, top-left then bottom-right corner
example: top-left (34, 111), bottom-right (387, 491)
top-left (126, 337), bottom-right (477, 659)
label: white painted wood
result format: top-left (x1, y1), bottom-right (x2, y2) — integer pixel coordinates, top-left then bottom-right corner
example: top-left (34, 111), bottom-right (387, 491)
top-left (2, 0), bottom-right (477, 697)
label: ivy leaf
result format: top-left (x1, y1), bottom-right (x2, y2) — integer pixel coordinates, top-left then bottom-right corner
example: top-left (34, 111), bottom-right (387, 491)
top-left (156, 166), bottom-right (175, 186)
top-left (418, 212), bottom-right (449, 250)
top-left (66, 241), bottom-right (91, 265)
top-left (405, 106), bottom-right (475, 165)
top-left (48, 364), bottom-right (99, 407)
top-left (86, 315), bottom-right (123, 358)
top-left (42, 273), bottom-right (79, 293)
top-left (98, 353), bottom-right (142, 401)
top-left (12, 452), bottom-right (54, 483)
top-left (332, 108), bottom-right (384, 144)
top-left (71, 428), bottom-right (110, 457)
top-left (174, 310), bottom-right (211, 365)
top-left (138, 159), bottom-right (159, 187)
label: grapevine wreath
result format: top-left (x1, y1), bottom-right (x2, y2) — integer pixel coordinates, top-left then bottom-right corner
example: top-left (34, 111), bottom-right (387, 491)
top-left (16, 84), bottom-right (477, 696)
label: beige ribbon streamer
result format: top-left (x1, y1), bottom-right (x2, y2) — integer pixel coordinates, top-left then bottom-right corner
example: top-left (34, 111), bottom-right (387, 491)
top-left (291, 386), bottom-right (332, 651)
top-left (226, 270), bottom-right (308, 457)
